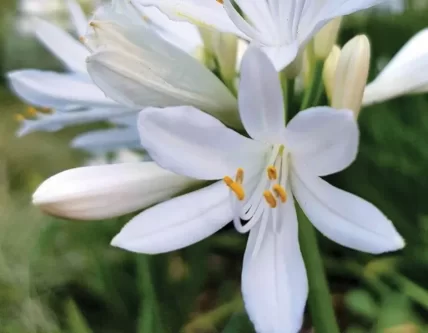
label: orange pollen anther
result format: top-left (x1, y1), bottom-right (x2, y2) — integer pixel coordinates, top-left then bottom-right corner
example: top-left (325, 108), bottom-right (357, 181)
top-left (216, 0), bottom-right (224, 4)
top-left (223, 176), bottom-right (245, 201)
top-left (263, 190), bottom-right (277, 208)
top-left (14, 114), bottom-right (25, 122)
top-left (273, 184), bottom-right (287, 203)
top-left (267, 166), bottom-right (277, 180)
top-left (27, 106), bottom-right (37, 117)
top-left (235, 168), bottom-right (244, 184)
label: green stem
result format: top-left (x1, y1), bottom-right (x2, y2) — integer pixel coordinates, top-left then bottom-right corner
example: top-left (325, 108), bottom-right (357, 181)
top-left (300, 60), bottom-right (324, 110)
top-left (296, 204), bottom-right (340, 333)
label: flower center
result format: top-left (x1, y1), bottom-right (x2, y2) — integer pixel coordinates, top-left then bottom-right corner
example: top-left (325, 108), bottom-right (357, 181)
top-left (222, 144), bottom-right (289, 237)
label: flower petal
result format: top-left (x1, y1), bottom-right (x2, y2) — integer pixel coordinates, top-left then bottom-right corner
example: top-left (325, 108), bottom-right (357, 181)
top-left (239, 47), bottom-right (285, 142)
top-left (363, 29), bottom-right (428, 105)
top-left (34, 18), bottom-right (88, 73)
top-left (65, 0), bottom-right (88, 37)
top-left (260, 43), bottom-right (299, 72)
top-left (135, 0), bottom-right (244, 37)
top-left (242, 193), bottom-right (307, 333)
top-left (285, 107), bottom-right (359, 176)
top-left (138, 106), bottom-right (267, 180)
top-left (71, 127), bottom-right (141, 153)
top-left (33, 162), bottom-right (200, 220)
top-left (138, 6), bottom-right (203, 54)
top-left (111, 181), bottom-right (231, 254)
top-left (291, 167), bottom-right (405, 254)
top-left (86, 20), bottom-right (240, 128)
top-left (7, 70), bottom-right (118, 109)
top-left (16, 108), bottom-right (136, 137)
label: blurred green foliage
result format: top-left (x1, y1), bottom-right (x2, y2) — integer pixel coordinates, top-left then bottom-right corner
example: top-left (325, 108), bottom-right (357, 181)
top-left (1, 2), bottom-right (428, 333)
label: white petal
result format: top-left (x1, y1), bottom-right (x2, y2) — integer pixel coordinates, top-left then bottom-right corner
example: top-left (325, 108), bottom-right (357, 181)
top-left (261, 43), bottom-right (300, 71)
top-left (242, 193), bottom-right (307, 333)
top-left (239, 47), bottom-right (284, 142)
top-left (135, 0), bottom-right (243, 36)
top-left (34, 18), bottom-right (88, 73)
top-left (291, 167), bottom-right (405, 254)
top-left (86, 21), bottom-right (240, 127)
top-left (72, 127), bottom-right (141, 152)
top-left (139, 6), bottom-right (203, 53)
top-left (7, 70), bottom-right (118, 109)
top-left (33, 162), bottom-right (200, 220)
top-left (111, 181), bottom-right (231, 254)
top-left (363, 29), bottom-right (428, 105)
top-left (285, 107), bottom-right (359, 176)
top-left (138, 106), bottom-right (267, 180)
top-left (17, 108), bottom-right (136, 136)
top-left (65, 0), bottom-right (88, 37)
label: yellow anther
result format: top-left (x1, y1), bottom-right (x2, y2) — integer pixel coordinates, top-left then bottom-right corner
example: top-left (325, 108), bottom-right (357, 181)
top-left (27, 106), bottom-right (37, 117)
top-left (223, 176), bottom-right (245, 200)
top-left (39, 107), bottom-right (52, 114)
top-left (14, 114), bottom-right (25, 122)
top-left (278, 145), bottom-right (285, 156)
top-left (223, 176), bottom-right (234, 186)
top-left (216, 0), bottom-right (224, 4)
top-left (273, 184), bottom-right (287, 203)
top-left (263, 190), bottom-right (277, 208)
top-left (267, 166), bottom-right (277, 180)
top-left (235, 168), bottom-right (244, 184)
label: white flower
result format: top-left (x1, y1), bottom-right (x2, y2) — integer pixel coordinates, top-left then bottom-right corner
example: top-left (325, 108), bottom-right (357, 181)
top-left (85, 0), bottom-right (240, 129)
top-left (137, 0), bottom-right (384, 70)
top-left (7, 0), bottom-right (207, 151)
top-left (111, 48), bottom-right (404, 333)
top-left (363, 29), bottom-right (428, 106)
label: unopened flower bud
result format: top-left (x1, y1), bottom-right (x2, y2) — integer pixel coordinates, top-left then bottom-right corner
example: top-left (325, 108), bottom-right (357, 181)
top-left (332, 35), bottom-right (371, 117)
top-left (323, 45), bottom-right (341, 102)
top-left (314, 17), bottom-right (342, 60)
top-left (213, 33), bottom-right (238, 86)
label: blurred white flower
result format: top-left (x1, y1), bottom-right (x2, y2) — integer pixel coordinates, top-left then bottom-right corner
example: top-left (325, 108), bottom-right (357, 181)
top-left (137, 0), bottom-right (384, 70)
top-left (110, 48), bottom-right (404, 333)
top-left (363, 29), bottom-right (428, 106)
top-left (8, 0), bottom-right (206, 152)
top-left (85, 0), bottom-right (240, 129)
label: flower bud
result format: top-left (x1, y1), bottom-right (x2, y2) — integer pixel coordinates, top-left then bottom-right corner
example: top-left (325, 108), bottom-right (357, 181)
top-left (213, 33), bottom-right (238, 86)
top-left (323, 45), bottom-right (342, 102)
top-left (314, 17), bottom-right (342, 60)
top-left (332, 35), bottom-right (371, 117)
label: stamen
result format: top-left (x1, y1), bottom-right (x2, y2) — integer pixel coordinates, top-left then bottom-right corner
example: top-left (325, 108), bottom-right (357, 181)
top-left (263, 190), bottom-right (277, 208)
top-left (40, 107), bottom-right (53, 114)
top-left (267, 166), bottom-right (277, 180)
top-left (14, 114), bottom-right (25, 122)
top-left (235, 168), bottom-right (244, 184)
top-left (216, 0), bottom-right (224, 4)
top-left (278, 145), bottom-right (285, 156)
top-left (273, 184), bottom-right (287, 203)
top-left (27, 106), bottom-right (37, 117)
top-left (223, 177), bottom-right (245, 200)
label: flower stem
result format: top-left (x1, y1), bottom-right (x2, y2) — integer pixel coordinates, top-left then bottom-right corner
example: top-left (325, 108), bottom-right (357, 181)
top-left (300, 60), bottom-right (324, 110)
top-left (296, 204), bottom-right (341, 333)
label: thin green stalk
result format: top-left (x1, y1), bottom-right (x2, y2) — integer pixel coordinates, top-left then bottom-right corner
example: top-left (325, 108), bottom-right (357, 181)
top-left (300, 60), bottom-right (324, 110)
top-left (296, 205), bottom-right (341, 333)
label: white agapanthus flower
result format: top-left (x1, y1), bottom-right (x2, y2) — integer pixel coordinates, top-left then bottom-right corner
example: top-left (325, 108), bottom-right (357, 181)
top-left (33, 48), bottom-right (405, 333)
top-left (85, 0), bottom-right (241, 129)
top-left (7, 0), bottom-right (206, 152)
top-left (137, 0), bottom-right (385, 70)
top-left (363, 29), bottom-right (428, 106)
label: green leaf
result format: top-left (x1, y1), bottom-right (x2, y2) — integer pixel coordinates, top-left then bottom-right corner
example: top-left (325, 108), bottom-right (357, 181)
top-left (345, 289), bottom-right (378, 320)
top-left (65, 299), bottom-right (93, 333)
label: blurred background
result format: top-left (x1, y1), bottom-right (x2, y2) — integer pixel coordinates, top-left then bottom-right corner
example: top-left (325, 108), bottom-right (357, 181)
top-left (1, 0), bottom-right (428, 332)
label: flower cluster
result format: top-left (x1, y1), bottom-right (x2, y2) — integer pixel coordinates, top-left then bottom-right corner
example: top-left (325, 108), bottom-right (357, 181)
top-left (10, 0), bottom-right (428, 332)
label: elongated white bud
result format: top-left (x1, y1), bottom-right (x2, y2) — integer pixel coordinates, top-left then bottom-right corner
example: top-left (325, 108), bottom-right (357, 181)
top-left (332, 35), bottom-right (371, 117)
top-left (323, 45), bottom-right (342, 102)
top-left (32, 162), bottom-right (200, 220)
top-left (314, 17), bottom-right (342, 60)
